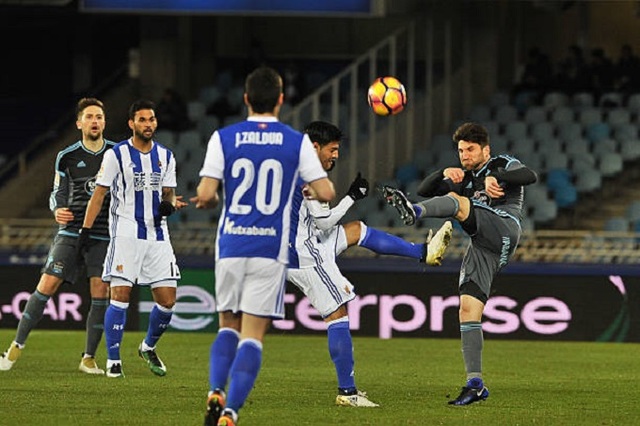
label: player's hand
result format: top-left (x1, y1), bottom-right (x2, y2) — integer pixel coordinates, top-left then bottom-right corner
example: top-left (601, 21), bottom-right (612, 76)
top-left (174, 195), bottom-right (188, 211)
top-left (54, 207), bottom-right (74, 225)
top-left (443, 168), bottom-right (465, 184)
top-left (76, 227), bottom-right (91, 259)
top-left (189, 193), bottom-right (219, 209)
top-left (346, 172), bottom-right (369, 201)
top-left (484, 176), bottom-right (504, 198)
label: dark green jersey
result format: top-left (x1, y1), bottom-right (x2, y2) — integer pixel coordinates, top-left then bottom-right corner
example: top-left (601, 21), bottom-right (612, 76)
top-left (49, 140), bottom-right (116, 239)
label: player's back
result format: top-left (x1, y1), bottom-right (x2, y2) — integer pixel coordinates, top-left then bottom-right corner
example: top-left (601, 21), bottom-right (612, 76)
top-left (215, 118), bottom-right (311, 263)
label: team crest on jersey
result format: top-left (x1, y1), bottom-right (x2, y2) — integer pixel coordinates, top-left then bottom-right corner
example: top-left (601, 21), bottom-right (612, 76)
top-left (116, 264), bottom-right (124, 273)
top-left (258, 123), bottom-right (267, 129)
top-left (84, 177), bottom-right (97, 195)
top-left (158, 160), bottom-right (162, 168)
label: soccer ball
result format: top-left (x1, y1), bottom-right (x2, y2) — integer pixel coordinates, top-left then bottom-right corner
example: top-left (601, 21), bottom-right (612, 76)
top-left (367, 76), bottom-right (407, 116)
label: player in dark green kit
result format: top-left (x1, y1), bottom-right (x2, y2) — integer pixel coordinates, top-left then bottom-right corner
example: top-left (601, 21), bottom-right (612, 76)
top-left (382, 122), bottom-right (537, 405)
top-left (0, 98), bottom-right (115, 374)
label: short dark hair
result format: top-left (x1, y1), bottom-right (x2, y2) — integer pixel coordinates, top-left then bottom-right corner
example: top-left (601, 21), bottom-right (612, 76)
top-left (128, 99), bottom-right (156, 120)
top-left (303, 121), bottom-right (343, 147)
top-left (245, 66), bottom-right (282, 114)
top-left (76, 97), bottom-right (104, 119)
top-left (453, 122), bottom-right (490, 148)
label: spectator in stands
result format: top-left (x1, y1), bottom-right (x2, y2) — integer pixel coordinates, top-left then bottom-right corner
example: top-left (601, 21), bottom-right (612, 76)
top-left (156, 87), bottom-right (191, 131)
top-left (512, 46), bottom-right (554, 112)
top-left (554, 44), bottom-right (589, 95)
top-left (587, 48), bottom-right (616, 104)
top-left (0, 98), bottom-right (114, 375)
top-left (614, 44), bottom-right (640, 98)
top-left (381, 122), bottom-right (537, 406)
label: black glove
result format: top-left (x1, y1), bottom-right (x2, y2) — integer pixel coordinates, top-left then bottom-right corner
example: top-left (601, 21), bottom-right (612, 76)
top-left (347, 172), bottom-right (369, 201)
top-left (159, 200), bottom-right (176, 216)
top-left (76, 227), bottom-right (91, 259)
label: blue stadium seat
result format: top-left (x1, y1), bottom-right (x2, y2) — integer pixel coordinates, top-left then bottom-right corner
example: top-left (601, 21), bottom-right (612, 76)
top-left (585, 122), bottom-right (611, 144)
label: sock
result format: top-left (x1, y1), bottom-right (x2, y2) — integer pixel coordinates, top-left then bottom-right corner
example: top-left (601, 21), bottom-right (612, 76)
top-left (15, 290), bottom-right (50, 345)
top-left (144, 303), bottom-right (174, 348)
top-left (226, 339), bottom-right (263, 413)
top-left (209, 328), bottom-right (241, 391)
top-left (460, 321), bottom-right (483, 382)
top-left (359, 226), bottom-right (423, 259)
top-left (84, 298), bottom-right (108, 357)
top-left (104, 301), bottom-right (128, 361)
top-left (327, 318), bottom-right (356, 392)
top-left (416, 195), bottom-right (459, 218)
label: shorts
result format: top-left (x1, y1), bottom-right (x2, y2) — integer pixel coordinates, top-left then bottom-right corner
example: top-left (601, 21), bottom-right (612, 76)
top-left (215, 257), bottom-right (287, 319)
top-left (317, 225), bottom-right (349, 261)
top-left (42, 235), bottom-right (108, 285)
top-left (287, 258), bottom-right (356, 318)
top-left (459, 207), bottom-right (521, 297)
top-left (102, 236), bottom-right (180, 285)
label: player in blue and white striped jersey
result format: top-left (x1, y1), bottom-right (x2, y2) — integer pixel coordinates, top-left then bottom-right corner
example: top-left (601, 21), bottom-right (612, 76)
top-left (81, 99), bottom-right (187, 379)
top-left (194, 66), bottom-right (335, 426)
top-left (287, 121), bottom-right (453, 408)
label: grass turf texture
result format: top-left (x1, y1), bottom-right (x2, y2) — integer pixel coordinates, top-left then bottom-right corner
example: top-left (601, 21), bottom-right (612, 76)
top-left (0, 329), bottom-right (637, 425)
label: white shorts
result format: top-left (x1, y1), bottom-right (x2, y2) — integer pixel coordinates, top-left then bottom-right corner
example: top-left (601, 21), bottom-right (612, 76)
top-left (317, 225), bottom-right (349, 261)
top-left (215, 257), bottom-right (287, 319)
top-left (103, 236), bottom-right (180, 285)
top-left (287, 257), bottom-right (355, 318)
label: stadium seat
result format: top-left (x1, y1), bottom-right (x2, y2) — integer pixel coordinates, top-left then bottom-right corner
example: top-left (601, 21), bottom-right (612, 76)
top-left (625, 200), bottom-right (640, 223)
top-left (483, 121), bottom-right (500, 137)
top-left (198, 85), bottom-right (222, 106)
top-left (577, 107), bottom-right (602, 127)
top-left (557, 122), bottom-right (583, 141)
top-left (604, 216), bottom-right (629, 232)
top-left (613, 123), bottom-right (638, 140)
top-left (537, 137), bottom-right (563, 155)
top-left (599, 92), bottom-right (623, 108)
top-left (574, 168), bottom-right (602, 193)
top-left (530, 198), bottom-right (558, 224)
top-left (564, 138), bottom-right (590, 156)
top-left (490, 135), bottom-right (509, 155)
top-left (543, 92), bottom-right (569, 109)
top-left (553, 183), bottom-right (578, 208)
top-left (569, 151), bottom-right (596, 174)
top-left (626, 93), bottom-right (640, 114)
top-left (571, 92), bottom-right (595, 110)
top-left (551, 106), bottom-right (574, 124)
top-left (591, 138), bottom-right (618, 156)
top-left (524, 106), bottom-right (547, 124)
top-left (598, 152), bottom-right (623, 177)
top-left (510, 138), bottom-right (536, 159)
top-left (619, 138), bottom-right (640, 161)
top-left (504, 121), bottom-right (528, 141)
top-left (530, 121), bottom-right (555, 142)
top-left (606, 108), bottom-right (630, 127)
top-left (585, 122), bottom-right (611, 144)
top-left (525, 184), bottom-right (551, 206)
top-left (545, 168), bottom-right (572, 193)
top-left (494, 105), bottom-right (518, 125)
top-left (544, 153), bottom-right (569, 171)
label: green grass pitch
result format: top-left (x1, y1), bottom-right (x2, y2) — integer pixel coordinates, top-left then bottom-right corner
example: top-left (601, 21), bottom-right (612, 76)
top-left (0, 329), bottom-right (637, 425)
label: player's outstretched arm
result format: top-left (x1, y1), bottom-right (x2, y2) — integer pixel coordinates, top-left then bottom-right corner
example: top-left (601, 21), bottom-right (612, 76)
top-left (191, 177), bottom-right (220, 209)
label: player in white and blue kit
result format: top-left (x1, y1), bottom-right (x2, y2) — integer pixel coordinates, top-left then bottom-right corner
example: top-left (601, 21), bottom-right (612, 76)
top-left (194, 66), bottom-right (335, 426)
top-left (287, 121), bottom-right (453, 408)
top-left (81, 99), bottom-right (187, 378)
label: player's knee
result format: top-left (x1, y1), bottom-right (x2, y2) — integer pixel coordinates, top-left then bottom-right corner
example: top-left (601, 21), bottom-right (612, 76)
top-left (459, 281), bottom-right (488, 305)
